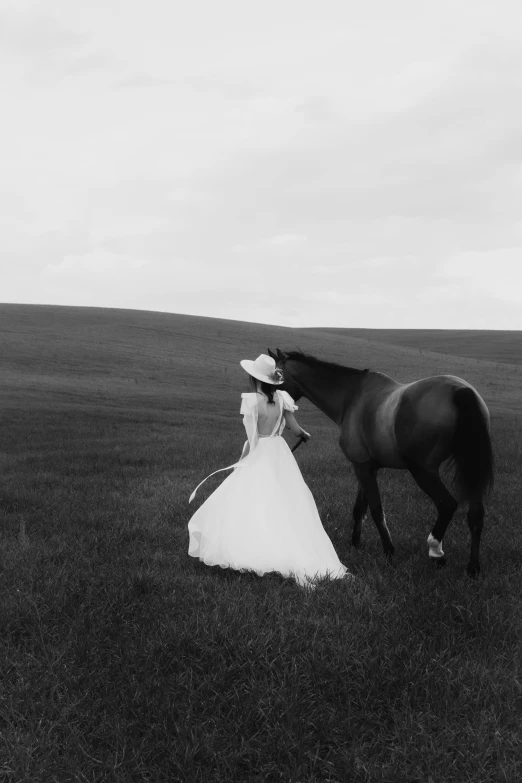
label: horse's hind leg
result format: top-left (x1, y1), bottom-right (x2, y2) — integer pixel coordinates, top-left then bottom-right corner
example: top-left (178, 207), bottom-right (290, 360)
top-left (351, 484), bottom-right (368, 548)
top-left (405, 461), bottom-right (458, 566)
top-left (352, 462), bottom-right (394, 556)
top-left (466, 497), bottom-right (484, 577)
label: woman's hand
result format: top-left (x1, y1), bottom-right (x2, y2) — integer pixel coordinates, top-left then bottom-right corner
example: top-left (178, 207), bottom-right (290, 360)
top-left (300, 430), bottom-right (311, 442)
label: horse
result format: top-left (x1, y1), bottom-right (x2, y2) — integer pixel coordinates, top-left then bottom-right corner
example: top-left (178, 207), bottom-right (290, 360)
top-left (268, 348), bottom-right (494, 576)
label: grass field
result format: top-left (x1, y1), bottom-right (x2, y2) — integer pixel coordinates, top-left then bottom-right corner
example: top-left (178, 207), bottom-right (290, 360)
top-left (1, 304), bottom-right (521, 782)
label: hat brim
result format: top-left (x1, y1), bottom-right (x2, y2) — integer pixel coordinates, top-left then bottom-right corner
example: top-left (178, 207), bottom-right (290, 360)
top-left (240, 359), bottom-right (284, 385)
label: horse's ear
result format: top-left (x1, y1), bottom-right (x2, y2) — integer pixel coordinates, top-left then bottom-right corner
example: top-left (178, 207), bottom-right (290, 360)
top-left (267, 348), bottom-right (276, 359)
top-left (276, 348), bottom-right (285, 359)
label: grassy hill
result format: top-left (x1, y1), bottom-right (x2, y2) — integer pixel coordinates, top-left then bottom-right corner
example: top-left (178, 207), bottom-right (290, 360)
top-left (2, 304), bottom-right (522, 417)
top-left (308, 327), bottom-right (522, 366)
top-left (1, 304), bottom-right (521, 782)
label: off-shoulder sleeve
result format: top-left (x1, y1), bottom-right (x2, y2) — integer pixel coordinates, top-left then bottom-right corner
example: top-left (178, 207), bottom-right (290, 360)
top-left (279, 390), bottom-right (298, 412)
top-left (240, 392), bottom-right (257, 415)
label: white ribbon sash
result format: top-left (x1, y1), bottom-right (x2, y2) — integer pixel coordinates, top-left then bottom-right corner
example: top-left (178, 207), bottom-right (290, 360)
top-left (189, 391), bottom-right (296, 505)
top-left (188, 460), bottom-right (245, 504)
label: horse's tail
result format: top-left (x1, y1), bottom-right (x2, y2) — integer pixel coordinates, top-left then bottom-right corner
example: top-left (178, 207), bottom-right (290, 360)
top-left (449, 386), bottom-right (494, 502)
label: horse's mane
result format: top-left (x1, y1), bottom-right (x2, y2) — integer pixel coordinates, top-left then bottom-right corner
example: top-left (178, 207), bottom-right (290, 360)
top-left (284, 350), bottom-right (369, 375)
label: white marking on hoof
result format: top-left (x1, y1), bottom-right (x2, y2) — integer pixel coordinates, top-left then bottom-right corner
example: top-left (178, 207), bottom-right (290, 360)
top-left (427, 533), bottom-right (444, 559)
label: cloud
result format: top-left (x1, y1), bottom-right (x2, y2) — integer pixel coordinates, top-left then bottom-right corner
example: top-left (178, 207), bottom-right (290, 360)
top-left (231, 233), bottom-right (308, 254)
top-left (38, 248), bottom-right (152, 308)
top-left (89, 215), bottom-right (170, 244)
top-left (0, 4), bottom-right (126, 88)
top-left (0, 209), bottom-right (78, 260)
top-left (191, 37), bottom-right (522, 271)
top-left (439, 248), bottom-right (522, 304)
top-left (266, 234), bottom-right (307, 246)
top-left (186, 74), bottom-right (261, 102)
top-left (0, 8), bottom-right (84, 60)
top-left (113, 73), bottom-right (179, 90)
top-left (44, 248), bottom-right (147, 279)
top-left (294, 96), bottom-right (337, 123)
top-left (1, 1), bottom-right (522, 329)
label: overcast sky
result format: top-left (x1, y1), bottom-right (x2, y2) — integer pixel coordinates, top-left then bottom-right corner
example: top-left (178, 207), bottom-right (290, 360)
top-left (1, 0), bottom-right (521, 328)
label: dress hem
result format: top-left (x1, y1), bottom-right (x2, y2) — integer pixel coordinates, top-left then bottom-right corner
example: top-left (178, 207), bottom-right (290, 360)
top-left (188, 551), bottom-right (349, 588)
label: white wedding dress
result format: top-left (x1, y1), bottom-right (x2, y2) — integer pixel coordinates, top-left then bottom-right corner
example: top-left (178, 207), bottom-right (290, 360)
top-left (188, 390), bottom-right (349, 587)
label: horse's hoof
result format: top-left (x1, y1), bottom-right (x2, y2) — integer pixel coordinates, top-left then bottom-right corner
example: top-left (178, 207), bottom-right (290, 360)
top-left (435, 556), bottom-right (447, 569)
top-left (467, 563), bottom-right (480, 578)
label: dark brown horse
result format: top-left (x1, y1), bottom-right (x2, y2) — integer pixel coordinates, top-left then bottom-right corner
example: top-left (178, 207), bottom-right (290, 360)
top-left (268, 349), bottom-right (494, 576)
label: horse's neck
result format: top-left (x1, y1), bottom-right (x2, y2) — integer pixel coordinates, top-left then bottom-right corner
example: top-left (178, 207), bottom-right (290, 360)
top-left (296, 368), bottom-right (356, 425)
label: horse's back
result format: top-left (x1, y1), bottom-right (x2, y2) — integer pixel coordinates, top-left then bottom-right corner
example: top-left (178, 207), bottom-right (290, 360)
top-left (340, 372), bottom-right (488, 469)
top-left (395, 375), bottom-right (486, 466)
top-left (401, 375), bottom-right (487, 419)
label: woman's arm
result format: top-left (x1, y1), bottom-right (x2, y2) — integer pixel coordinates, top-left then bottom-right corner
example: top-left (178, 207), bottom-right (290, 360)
top-left (283, 410), bottom-right (310, 440)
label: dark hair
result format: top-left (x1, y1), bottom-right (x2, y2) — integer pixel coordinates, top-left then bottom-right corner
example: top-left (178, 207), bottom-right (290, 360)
top-left (249, 375), bottom-right (277, 404)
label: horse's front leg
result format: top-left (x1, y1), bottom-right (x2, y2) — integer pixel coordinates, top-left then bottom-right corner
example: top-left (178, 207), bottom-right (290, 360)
top-left (352, 461), bottom-right (395, 556)
top-left (351, 483), bottom-right (368, 548)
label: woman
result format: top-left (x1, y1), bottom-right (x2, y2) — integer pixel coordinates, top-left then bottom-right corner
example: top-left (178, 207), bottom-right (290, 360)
top-left (187, 353), bottom-right (350, 587)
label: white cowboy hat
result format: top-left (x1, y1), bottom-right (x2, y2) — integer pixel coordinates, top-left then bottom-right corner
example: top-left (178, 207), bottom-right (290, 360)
top-left (240, 354), bottom-right (284, 385)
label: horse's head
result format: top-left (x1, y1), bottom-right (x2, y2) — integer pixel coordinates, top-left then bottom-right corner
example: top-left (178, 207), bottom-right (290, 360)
top-left (267, 347), bottom-right (302, 401)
